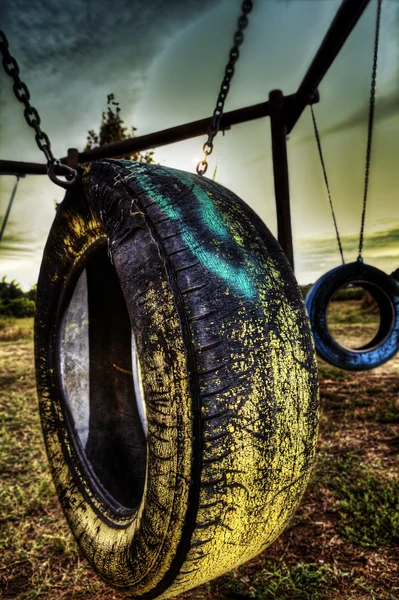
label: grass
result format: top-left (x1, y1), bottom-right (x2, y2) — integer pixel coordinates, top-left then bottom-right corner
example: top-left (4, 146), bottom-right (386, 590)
top-left (0, 316), bottom-right (33, 343)
top-left (326, 289), bottom-right (381, 350)
top-left (317, 363), bottom-right (351, 382)
top-left (329, 457), bottom-right (399, 548)
top-left (223, 561), bottom-right (339, 599)
top-left (327, 297), bottom-right (379, 326)
top-left (373, 399), bottom-right (399, 424)
top-left (0, 318), bottom-right (112, 599)
top-left (1, 308), bottom-right (399, 599)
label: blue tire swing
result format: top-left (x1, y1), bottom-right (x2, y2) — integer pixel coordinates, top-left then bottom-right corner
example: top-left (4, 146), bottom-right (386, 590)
top-left (306, 260), bottom-right (399, 371)
top-left (305, 0), bottom-right (399, 371)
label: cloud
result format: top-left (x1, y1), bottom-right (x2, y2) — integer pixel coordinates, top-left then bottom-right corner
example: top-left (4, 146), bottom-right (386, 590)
top-left (0, 0), bottom-right (220, 161)
top-left (298, 224), bottom-right (399, 256)
top-left (296, 222), bottom-right (399, 284)
top-left (0, 221), bottom-right (37, 258)
top-left (296, 89), bottom-right (399, 144)
top-left (0, 239), bottom-right (35, 260)
top-left (0, 0), bottom-right (226, 289)
top-left (0, 244), bottom-right (34, 258)
top-left (1, 0), bottom-right (218, 79)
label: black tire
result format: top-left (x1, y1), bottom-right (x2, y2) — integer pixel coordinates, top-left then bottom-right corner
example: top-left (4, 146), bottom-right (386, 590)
top-left (35, 159), bottom-right (319, 598)
top-left (305, 260), bottom-right (399, 370)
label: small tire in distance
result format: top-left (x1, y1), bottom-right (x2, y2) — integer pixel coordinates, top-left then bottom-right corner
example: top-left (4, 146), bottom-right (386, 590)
top-left (305, 260), bottom-right (399, 370)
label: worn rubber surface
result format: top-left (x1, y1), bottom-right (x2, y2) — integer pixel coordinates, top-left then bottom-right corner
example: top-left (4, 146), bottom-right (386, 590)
top-left (35, 159), bottom-right (319, 598)
top-left (305, 261), bottom-right (399, 370)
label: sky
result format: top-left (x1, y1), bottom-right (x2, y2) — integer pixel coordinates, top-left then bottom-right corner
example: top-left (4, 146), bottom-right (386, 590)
top-left (0, 0), bottom-right (398, 289)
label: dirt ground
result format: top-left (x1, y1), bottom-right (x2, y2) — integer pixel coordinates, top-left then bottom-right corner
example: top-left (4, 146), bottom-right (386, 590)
top-left (0, 315), bottom-right (398, 599)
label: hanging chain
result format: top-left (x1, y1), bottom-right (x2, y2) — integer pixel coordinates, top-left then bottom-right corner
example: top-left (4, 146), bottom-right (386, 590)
top-left (0, 30), bottom-right (77, 188)
top-left (311, 106), bottom-right (345, 264)
top-left (196, 0), bottom-right (253, 176)
top-left (311, 0), bottom-right (382, 264)
top-left (358, 0), bottom-right (382, 260)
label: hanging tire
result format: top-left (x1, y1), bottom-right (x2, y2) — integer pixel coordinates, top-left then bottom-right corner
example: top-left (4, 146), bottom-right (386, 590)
top-left (305, 260), bottom-right (399, 370)
top-left (35, 159), bottom-right (319, 599)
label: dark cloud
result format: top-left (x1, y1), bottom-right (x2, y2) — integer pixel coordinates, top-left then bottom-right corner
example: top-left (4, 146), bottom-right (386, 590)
top-left (299, 225), bottom-right (399, 255)
top-left (1, 1), bottom-right (218, 74)
top-left (0, 230), bottom-right (35, 259)
top-left (0, 0), bottom-right (223, 162)
top-left (296, 88), bottom-right (399, 145)
top-left (297, 223), bottom-right (399, 283)
top-left (0, 0), bottom-right (221, 274)
top-left (1, 0), bottom-right (398, 288)
top-left (0, 244), bottom-right (34, 258)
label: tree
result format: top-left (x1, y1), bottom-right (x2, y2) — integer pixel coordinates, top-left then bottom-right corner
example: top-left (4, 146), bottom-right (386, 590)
top-left (0, 277), bottom-right (24, 302)
top-left (0, 277), bottom-right (35, 317)
top-left (85, 94), bottom-right (155, 163)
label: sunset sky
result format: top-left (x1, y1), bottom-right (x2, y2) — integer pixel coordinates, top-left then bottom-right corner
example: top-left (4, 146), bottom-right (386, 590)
top-left (0, 0), bottom-right (398, 289)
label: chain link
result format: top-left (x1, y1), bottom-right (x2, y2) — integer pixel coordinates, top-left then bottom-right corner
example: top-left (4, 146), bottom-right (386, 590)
top-left (0, 30), bottom-right (77, 188)
top-left (197, 0), bottom-right (253, 176)
top-left (358, 0), bottom-right (382, 259)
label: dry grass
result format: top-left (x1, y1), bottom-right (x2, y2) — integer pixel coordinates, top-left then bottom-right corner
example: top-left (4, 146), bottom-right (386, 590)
top-left (0, 317), bottom-right (33, 343)
top-left (0, 313), bottom-right (398, 599)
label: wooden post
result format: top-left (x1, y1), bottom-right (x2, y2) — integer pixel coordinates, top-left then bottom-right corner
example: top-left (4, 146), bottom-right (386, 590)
top-left (269, 89), bottom-right (294, 270)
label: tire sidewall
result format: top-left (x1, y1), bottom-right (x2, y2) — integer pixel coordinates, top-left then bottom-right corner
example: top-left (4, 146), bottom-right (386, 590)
top-left (34, 185), bottom-right (195, 596)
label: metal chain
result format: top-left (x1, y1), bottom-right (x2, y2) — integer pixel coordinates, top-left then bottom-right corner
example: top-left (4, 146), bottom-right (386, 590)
top-left (311, 0), bottom-right (382, 264)
top-left (311, 106), bottom-right (345, 264)
top-left (0, 30), bottom-right (77, 188)
top-left (358, 0), bottom-right (382, 260)
top-left (196, 0), bottom-right (253, 176)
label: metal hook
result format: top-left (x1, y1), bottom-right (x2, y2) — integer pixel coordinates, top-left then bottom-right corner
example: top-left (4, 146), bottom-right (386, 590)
top-left (47, 161), bottom-right (78, 189)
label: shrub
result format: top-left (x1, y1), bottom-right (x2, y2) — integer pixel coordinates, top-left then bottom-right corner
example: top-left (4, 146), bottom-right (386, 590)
top-left (0, 278), bottom-right (36, 317)
top-left (0, 297), bottom-right (35, 318)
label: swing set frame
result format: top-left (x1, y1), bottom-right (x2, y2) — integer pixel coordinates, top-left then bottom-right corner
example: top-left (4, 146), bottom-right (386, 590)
top-left (0, 0), bottom-right (371, 269)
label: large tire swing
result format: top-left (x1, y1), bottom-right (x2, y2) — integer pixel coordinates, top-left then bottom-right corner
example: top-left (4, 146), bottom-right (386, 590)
top-left (35, 159), bottom-right (319, 598)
